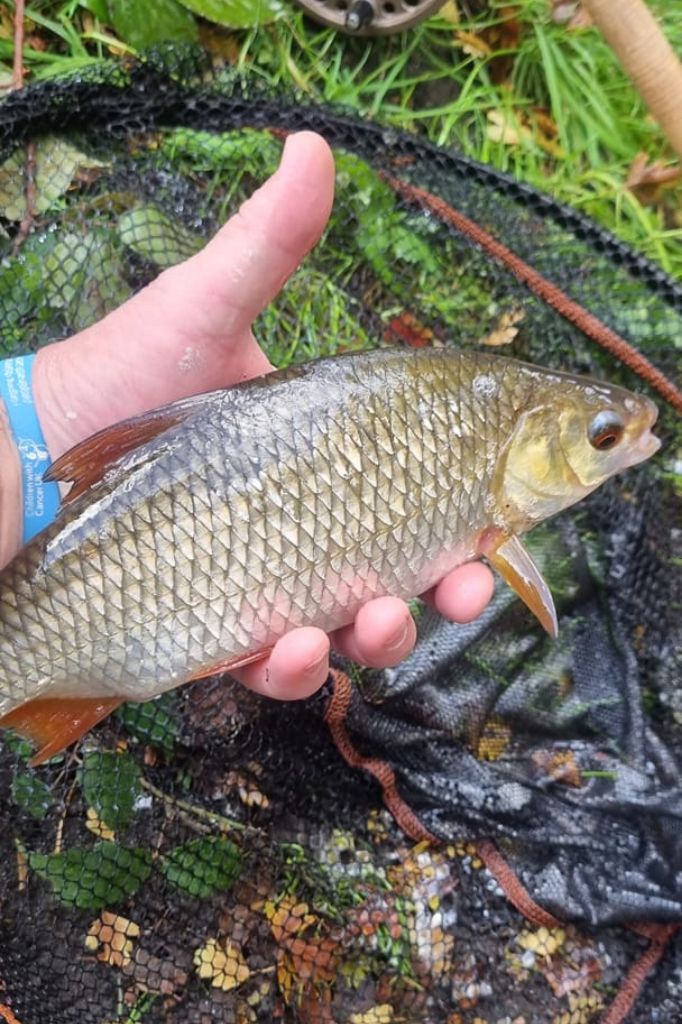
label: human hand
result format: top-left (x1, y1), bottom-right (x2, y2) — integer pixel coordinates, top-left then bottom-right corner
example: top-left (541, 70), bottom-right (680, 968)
top-left (3, 131), bottom-right (494, 699)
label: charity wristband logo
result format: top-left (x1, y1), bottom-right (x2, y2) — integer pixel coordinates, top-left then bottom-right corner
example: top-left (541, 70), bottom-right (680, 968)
top-left (0, 355), bottom-right (60, 545)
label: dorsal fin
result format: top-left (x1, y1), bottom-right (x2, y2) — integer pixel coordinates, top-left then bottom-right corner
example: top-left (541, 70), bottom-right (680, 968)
top-left (44, 393), bottom-right (214, 504)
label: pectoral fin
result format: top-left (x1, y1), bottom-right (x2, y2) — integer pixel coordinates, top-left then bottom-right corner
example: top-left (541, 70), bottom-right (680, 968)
top-left (0, 696), bottom-right (122, 766)
top-left (485, 533), bottom-right (558, 638)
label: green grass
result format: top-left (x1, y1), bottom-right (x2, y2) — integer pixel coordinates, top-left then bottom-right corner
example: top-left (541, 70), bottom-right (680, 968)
top-left (1, 0), bottom-right (681, 277)
top-left (231, 2), bottom-right (682, 276)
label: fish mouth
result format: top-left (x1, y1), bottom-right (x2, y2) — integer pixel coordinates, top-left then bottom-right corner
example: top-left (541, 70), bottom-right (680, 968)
top-left (629, 398), bottom-right (661, 464)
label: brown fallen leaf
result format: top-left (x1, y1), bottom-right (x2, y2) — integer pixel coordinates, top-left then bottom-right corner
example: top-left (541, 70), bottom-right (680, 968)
top-left (481, 308), bottom-right (525, 346)
top-left (85, 806), bottom-right (116, 841)
top-left (482, 7), bottom-right (524, 83)
top-left (486, 109), bottom-right (531, 146)
top-left (532, 749), bottom-right (583, 788)
top-left (194, 937), bottom-right (250, 992)
top-left (440, 1), bottom-right (460, 26)
top-left (383, 312), bottom-right (435, 349)
top-left (455, 29), bottom-right (491, 58)
top-left (544, 951), bottom-right (602, 998)
top-left (531, 109), bottom-right (566, 158)
top-left (350, 1006), bottom-right (394, 1024)
top-left (551, 991), bottom-right (603, 1024)
top-left (298, 986), bottom-right (336, 1024)
top-left (85, 912), bottom-right (140, 969)
top-left (224, 769), bottom-right (270, 809)
top-left (517, 925), bottom-right (567, 959)
top-left (475, 717), bottom-right (512, 761)
top-left (198, 22), bottom-right (241, 63)
top-left (626, 152), bottom-right (682, 205)
top-left (264, 896), bottom-right (317, 943)
top-left (276, 937), bottom-right (340, 1007)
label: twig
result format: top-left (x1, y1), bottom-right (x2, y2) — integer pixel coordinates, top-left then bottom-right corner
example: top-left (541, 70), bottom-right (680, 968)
top-left (12, 0), bottom-right (25, 91)
top-left (52, 775), bottom-right (80, 855)
top-left (11, 0), bottom-right (38, 253)
top-left (140, 777), bottom-right (258, 836)
top-left (14, 839), bottom-right (28, 892)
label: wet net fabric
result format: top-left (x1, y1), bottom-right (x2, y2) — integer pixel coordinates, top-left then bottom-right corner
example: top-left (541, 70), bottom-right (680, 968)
top-left (1, 48), bottom-right (682, 1024)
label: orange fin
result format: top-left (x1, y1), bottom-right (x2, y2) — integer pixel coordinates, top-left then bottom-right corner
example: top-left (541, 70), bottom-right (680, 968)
top-left (186, 649), bottom-right (272, 683)
top-left (482, 531), bottom-right (558, 638)
top-left (0, 696), bottom-right (122, 766)
top-left (44, 394), bottom-right (209, 504)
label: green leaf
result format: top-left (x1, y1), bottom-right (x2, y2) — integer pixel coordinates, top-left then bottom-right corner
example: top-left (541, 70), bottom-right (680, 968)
top-left (29, 843), bottom-right (152, 910)
top-left (333, 151), bottom-right (438, 284)
top-left (0, 137), bottom-right (108, 222)
top-left (117, 694), bottom-right (179, 756)
top-left (174, 0), bottom-right (285, 28)
top-left (118, 205), bottom-right (202, 268)
top-left (80, 0), bottom-right (110, 20)
top-left (11, 772), bottom-right (54, 819)
top-left (160, 837), bottom-right (243, 898)
top-left (81, 751), bottom-right (141, 830)
top-left (162, 127), bottom-right (281, 176)
top-left (1, 730), bottom-right (35, 761)
top-left (44, 230), bottom-right (132, 330)
top-left (106, 0), bottom-right (198, 47)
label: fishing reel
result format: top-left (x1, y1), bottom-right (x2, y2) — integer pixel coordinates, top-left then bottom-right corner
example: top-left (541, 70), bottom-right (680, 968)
top-left (293, 0), bottom-right (447, 35)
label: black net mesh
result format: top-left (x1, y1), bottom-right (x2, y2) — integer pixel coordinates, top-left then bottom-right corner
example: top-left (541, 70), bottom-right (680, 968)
top-left (1, 47), bottom-right (682, 1024)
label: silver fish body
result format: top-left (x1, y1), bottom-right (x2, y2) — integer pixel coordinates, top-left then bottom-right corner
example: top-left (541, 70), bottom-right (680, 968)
top-left (0, 347), bottom-right (659, 718)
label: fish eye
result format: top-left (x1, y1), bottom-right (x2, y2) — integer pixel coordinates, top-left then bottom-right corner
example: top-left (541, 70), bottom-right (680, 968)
top-left (588, 410), bottom-right (625, 451)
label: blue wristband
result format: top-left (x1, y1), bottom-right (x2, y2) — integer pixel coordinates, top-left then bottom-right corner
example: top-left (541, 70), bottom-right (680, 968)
top-left (0, 354), bottom-right (60, 545)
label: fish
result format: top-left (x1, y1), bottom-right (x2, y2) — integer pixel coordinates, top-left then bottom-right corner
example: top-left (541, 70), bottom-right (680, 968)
top-left (0, 347), bottom-right (660, 764)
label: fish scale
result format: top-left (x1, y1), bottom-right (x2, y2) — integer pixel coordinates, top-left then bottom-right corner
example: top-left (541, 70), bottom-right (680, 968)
top-left (0, 346), bottom-right (660, 763)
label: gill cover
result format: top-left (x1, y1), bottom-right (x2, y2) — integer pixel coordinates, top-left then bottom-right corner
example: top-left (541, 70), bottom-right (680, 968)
top-left (494, 405), bottom-right (591, 532)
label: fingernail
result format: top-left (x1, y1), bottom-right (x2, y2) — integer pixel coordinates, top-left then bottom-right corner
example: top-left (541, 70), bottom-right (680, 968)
top-left (385, 619), bottom-right (410, 652)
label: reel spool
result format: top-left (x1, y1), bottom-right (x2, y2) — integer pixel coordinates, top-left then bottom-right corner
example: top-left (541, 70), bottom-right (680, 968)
top-left (293, 0), bottom-right (447, 35)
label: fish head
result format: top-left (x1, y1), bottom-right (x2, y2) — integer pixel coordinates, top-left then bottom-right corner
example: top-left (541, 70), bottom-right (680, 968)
top-left (495, 369), bottom-right (661, 530)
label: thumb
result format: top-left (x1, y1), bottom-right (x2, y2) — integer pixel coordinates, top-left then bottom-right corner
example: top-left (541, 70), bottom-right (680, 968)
top-left (34, 131), bottom-right (335, 455)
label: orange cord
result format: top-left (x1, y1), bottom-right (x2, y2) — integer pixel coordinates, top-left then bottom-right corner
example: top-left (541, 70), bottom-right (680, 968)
top-left (601, 925), bottom-right (678, 1024)
top-left (325, 668), bottom-right (438, 844)
top-left (475, 839), bottom-right (564, 930)
top-left (324, 669), bottom-right (678, 1024)
top-left (0, 1004), bottom-right (23, 1024)
top-left (384, 174), bottom-right (682, 416)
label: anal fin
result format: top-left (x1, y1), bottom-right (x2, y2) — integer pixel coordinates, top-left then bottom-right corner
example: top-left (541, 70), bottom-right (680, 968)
top-left (186, 649), bottom-right (272, 683)
top-left (481, 531), bottom-right (558, 638)
top-left (0, 696), bottom-right (122, 766)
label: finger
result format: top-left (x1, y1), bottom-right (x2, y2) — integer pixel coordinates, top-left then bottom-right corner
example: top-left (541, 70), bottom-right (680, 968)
top-left (34, 131), bottom-right (335, 454)
top-left (232, 627), bottom-right (330, 700)
top-left (430, 562), bottom-right (495, 623)
top-left (332, 596), bottom-right (417, 669)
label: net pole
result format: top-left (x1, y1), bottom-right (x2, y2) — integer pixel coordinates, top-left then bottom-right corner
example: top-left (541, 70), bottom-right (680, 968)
top-left (583, 0), bottom-right (682, 162)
